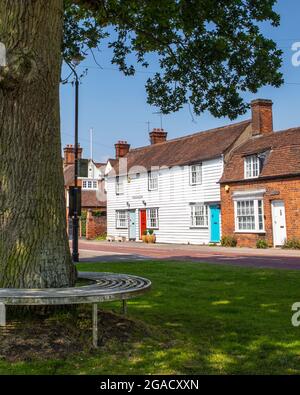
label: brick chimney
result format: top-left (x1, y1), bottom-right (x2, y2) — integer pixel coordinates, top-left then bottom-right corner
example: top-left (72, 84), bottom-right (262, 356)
top-left (115, 141), bottom-right (130, 159)
top-left (251, 99), bottom-right (273, 137)
top-left (63, 144), bottom-right (83, 166)
top-left (149, 128), bottom-right (168, 144)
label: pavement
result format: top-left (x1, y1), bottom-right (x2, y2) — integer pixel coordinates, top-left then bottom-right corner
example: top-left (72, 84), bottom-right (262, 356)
top-left (77, 240), bottom-right (300, 270)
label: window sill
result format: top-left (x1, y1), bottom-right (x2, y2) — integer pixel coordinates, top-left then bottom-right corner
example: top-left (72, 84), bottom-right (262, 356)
top-left (190, 227), bottom-right (209, 229)
top-left (116, 227), bottom-right (128, 230)
top-left (234, 231), bottom-right (266, 234)
top-left (244, 176), bottom-right (259, 180)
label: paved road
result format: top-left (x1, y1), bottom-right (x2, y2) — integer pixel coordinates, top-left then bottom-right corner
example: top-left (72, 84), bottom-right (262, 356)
top-left (77, 240), bottom-right (300, 270)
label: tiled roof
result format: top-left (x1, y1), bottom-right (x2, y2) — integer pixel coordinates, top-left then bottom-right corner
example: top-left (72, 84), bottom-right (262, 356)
top-left (220, 127), bottom-right (300, 183)
top-left (64, 164), bottom-right (74, 187)
top-left (82, 190), bottom-right (106, 208)
top-left (108, 158), bottom-right (118, 166)
top-left (110, 120), bottom-right (250, 175)
top-left (95, 162), bottom-right (106, 169)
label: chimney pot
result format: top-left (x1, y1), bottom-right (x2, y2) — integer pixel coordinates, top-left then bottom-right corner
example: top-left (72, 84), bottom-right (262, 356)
top-left (115, 140), bottom-right (130, 159)
top-left (149, 128), bottom-right (168, 145)
top-left (63, 144), bottom-right (83, 166)
top-left (251, 99), bottom-right (273, 137)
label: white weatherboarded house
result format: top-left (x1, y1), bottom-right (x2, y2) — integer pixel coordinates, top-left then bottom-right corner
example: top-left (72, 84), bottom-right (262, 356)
top-left (106, 122), bottom-right (251, 245)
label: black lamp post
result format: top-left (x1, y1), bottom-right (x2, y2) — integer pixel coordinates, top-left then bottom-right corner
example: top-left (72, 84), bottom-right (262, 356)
top-left (67, 58), bottom-right (81, 262)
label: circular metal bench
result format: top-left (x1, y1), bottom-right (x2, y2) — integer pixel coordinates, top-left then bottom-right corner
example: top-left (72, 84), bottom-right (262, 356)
top-left (0, 272), bottom-right (151, 347)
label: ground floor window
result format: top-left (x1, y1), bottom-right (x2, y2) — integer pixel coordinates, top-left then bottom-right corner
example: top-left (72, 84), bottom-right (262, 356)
top-left (116, 210), bottom-right (128, 229)
top-left (235, 199), bottom-right (264, 232)
top-left (147, 208), bottom-right (159, 229)
top-left (190, 203), bottom-right (208, 227)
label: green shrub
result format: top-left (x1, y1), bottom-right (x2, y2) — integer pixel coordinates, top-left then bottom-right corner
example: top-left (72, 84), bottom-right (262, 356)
top-left (282, 238), bottom-right (300, 250)
top-left (92, 210), bottom-right (105, 217)
top-left (256, 239), bottom-right (268, 249)
top-left (148, 229), bottom-right (154, 235)
top-left (221, 235), bottom-right (237, 247)
top-left (95, 232), bottom-right (107, 241)
top-left (143, 230), bottom-right (148, 236)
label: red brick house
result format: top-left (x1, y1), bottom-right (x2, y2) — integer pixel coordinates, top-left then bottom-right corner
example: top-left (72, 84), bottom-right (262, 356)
top-left (63, 144), bottom-right (107, 238)
top-left (220, 99), bottom-right (300, 247)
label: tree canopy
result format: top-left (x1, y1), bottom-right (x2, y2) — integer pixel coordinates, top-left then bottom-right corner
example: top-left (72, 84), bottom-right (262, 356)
top-left (64, 0), bottom-right (283, 119)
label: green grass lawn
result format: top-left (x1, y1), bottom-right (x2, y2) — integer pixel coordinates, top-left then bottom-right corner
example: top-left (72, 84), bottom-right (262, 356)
top-left (1, 260), bottom-right (300, 374)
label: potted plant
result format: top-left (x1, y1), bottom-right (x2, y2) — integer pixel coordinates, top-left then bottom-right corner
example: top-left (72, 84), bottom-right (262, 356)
top-left (148, 229), bottom-right (156, 244)
top-left (142, 230), bottom-right (148, 243)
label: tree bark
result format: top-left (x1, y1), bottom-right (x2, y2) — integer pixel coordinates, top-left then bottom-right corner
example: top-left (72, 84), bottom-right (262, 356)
top-left (0, 0), bottom-right (77, 288)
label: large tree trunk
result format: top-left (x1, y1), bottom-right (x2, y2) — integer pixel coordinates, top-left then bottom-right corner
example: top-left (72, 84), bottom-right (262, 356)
top-left (0, 0), bottom-right (77, 288)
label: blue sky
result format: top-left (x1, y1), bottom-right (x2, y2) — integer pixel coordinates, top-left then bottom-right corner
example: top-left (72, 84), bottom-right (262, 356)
top-left (60, 0), bottom-right (300, 163)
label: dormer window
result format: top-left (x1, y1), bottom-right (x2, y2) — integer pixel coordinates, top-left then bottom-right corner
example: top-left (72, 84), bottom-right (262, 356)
top-left (244, 155), bottom-right (260, 179)
top-left (190, 164), bottom-right (202, 185)
top-left (244, 152), bottom-right (268, 179)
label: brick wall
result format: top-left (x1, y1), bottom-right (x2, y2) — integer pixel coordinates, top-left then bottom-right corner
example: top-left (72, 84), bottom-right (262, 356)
top-left (86, 210), bottom-right (107, 240)
top-left (221, 177), bottom-right (300, 247)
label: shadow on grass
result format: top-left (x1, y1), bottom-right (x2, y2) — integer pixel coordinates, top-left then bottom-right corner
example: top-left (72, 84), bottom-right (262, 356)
top-left (1, 261), bottom-right (300, 374)
top-left (74, 261), bottom-right (300, 375)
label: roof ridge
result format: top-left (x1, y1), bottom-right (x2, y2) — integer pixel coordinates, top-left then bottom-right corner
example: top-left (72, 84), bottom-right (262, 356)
top-left (128, 119), bottom-right (251, 153)
top-left (249, 126), bottom-right (300, 140)
top-left (234, 127), bottom-right (300, 152)
top-left (274, 126), bottom-right (300, 134)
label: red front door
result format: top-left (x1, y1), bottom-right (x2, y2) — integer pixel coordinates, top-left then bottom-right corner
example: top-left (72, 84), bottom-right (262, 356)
top-left (140, 209), bottom-right (147, 239)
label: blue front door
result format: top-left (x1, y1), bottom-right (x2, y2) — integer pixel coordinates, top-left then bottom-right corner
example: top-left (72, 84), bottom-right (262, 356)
top-left (210, 205), bottom-right (221, 243)
top-left (129, 210), bottom-right (136, 240)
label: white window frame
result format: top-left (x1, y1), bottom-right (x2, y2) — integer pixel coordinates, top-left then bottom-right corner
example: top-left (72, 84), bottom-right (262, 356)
top-left (244, 155), bottom-right (260, 179)
top-left (115, 176), bottom-right (124, 195)
top-left (190, 203), bottom-right (208, 228)
top-left (190, 163), bottom-right (202, 185)
top-left (82, 179), bottom-right (98, 190)
top-left (148, 171), bottom-right (158, 191)
top-left (234, 199), bottom-right (265, 233)
top-left (116, 210), bottom-right (128, 229)
top-left (147, 208), bottom-right (159, 229)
